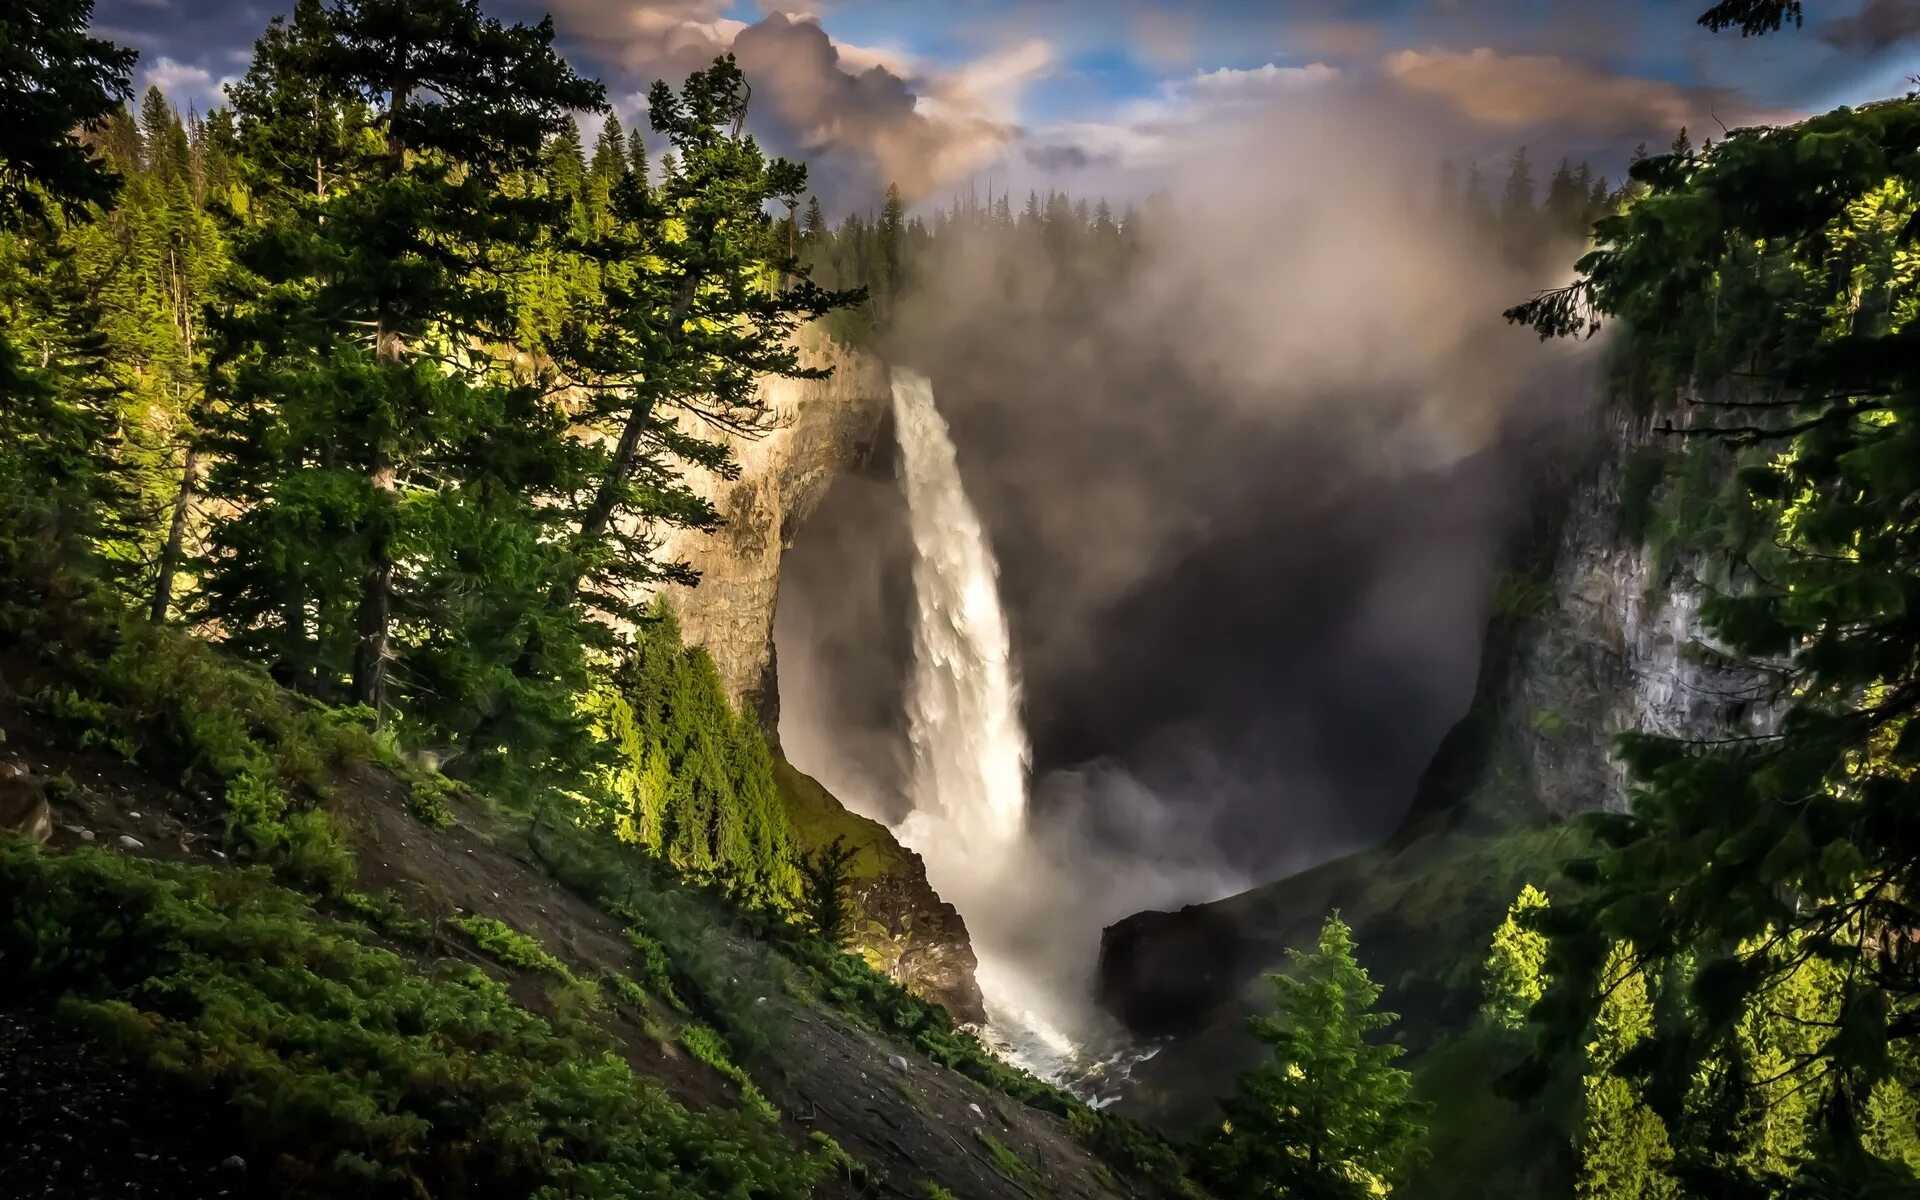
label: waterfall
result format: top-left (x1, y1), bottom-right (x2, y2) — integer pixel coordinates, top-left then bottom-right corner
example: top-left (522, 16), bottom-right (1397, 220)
top-left (891, 368), bottom-right (1029, 860)
top-left (886, 367), bottom-right (1162, 1100)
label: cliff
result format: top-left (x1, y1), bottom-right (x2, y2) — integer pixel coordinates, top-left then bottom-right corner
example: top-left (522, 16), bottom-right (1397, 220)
top-left (653, 337), bottom-right (890, 738)
top-left (1096, 401), bottom-right (1774, 1125)
top-left (641, 339), bottom-right (985, 1021)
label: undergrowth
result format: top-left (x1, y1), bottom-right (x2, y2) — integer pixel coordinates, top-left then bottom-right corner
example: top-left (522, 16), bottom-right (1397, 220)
top-left (0, 837), bottom-right (820, 1199)
top-left (682, 1022), bottom-right (782, 1122)
top-left (532, 806), bottom-right (1193, 1190)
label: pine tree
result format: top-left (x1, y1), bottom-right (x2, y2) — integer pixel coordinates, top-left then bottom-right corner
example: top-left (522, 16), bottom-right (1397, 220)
top-left (0, 0), bottom-right (136, 566)
top-left (1483, 884), bottom-right (1551, 1030)
top-left (1201, 914), bottom-right (1425, 1200)
top-left (1576, 945), bottom-right (1682, 1200)
top-left (200, 0), bottom-right (607, 789)
top-left (545, 55), bottom-right (861, 621)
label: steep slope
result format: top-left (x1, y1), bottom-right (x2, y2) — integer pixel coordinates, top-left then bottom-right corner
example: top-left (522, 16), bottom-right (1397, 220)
top-left (1097, 401), bottom-right (1770, 1125)
top-left (0, 594), bottom-right (1183, 1200)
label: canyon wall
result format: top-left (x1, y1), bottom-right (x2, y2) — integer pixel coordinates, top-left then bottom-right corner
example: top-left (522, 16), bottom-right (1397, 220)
top-left (1097, 401), bottom-right (1778, 1123)
top-left (652, 337), bottom-right (891, 739)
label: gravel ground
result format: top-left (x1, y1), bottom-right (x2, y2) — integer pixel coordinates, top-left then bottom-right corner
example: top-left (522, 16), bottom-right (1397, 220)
top-left (0, 1008), bottom-right (254, 1200)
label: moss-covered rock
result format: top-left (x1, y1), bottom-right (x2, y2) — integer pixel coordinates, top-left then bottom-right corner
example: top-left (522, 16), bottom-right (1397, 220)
top-left (774, 758), bottom-right (984, 1023)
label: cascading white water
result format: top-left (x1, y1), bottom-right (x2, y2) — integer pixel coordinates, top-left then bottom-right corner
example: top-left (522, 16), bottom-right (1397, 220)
top-left (888, 367), bottom-right (1150, 1093)
top-left (891, 368), bottom-right (1030, 862)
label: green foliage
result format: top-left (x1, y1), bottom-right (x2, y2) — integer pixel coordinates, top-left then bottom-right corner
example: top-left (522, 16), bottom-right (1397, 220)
top-left (449, 912), bottom-right (579, 984)
top-left (581, 599), bottom-right (802, 907)
top-left (681, 1022), bottom-right (780, 1122)
top-left (809, 1132), bottom-right (872, 1191)
top-left (404, 772), bottom-right (456, 829)
top-left (8, 596), bottom-right (382, 893)
top-left (0, 0), bottom-right (136, 227)
top-left (1510, 92), bottom-right (1920, 1194)
top-left (1483, 884), bottom-right (1551, 1030)
top-left (1199, 914), bottom-right (1425, 1200)
top-left (0, 839), bottom-right (821, 1198)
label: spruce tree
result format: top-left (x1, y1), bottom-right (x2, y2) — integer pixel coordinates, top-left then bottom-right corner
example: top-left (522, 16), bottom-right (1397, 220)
top-left (0, 0), bottom-right (136, 566)
top-left (1484, 884), bottom-right (1551, 1030)
top-left (200, 0), bottom-right (607, 792)
top-left (1201, 914), bottom-right (1425, 1200)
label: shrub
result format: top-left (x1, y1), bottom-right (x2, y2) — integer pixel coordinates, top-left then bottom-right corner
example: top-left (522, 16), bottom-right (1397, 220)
top-left (0, 839), bottom-right (818, 1199)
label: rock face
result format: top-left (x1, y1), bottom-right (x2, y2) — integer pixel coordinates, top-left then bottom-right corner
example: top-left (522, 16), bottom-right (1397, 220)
top-left (645, 340), bottom-right (985, 1022)
top-left (775, 759), bottom-right (986, 1023)
top-left (1096, 402), bottom-right (1778, 1123)
top-left (654, 338), bottom-right (891, 740)
top-left (1497, 406), bottom-right (1781, 818)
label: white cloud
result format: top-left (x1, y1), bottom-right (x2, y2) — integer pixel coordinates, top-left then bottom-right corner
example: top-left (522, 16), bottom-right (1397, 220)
top-left (534, 0), bottom-right (1050, 201)
top-left (139, 56), bottom-right (227, 109)
top-left (1189, 61), bottom-right (1342, 96)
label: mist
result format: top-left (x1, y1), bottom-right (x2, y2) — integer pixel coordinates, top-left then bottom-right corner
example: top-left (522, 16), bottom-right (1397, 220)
top-left (774, 88), bottom-right (1597, 1062)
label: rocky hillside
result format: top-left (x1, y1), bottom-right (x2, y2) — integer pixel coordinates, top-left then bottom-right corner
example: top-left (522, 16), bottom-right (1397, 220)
top-left (1096, 398), bottom-right (1770, 1125)
top-left (0, 588), bottom-right (1186, 1199)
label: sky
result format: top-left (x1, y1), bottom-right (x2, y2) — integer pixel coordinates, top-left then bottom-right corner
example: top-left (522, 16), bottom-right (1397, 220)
top-left (94, 0), bottom-right (1917, 209)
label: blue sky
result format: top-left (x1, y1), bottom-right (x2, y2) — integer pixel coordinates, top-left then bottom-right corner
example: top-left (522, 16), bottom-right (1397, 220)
top-left (95, 0), bottom-right (1918, 205)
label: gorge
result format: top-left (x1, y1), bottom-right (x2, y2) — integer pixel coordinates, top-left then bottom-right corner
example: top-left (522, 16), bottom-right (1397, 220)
top-left (7, 2), bottom-right (1916, 1195)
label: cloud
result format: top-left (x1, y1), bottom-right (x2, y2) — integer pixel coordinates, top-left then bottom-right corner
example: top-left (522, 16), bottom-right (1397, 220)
top-left (1023, 142), bottom-right (1113, 171)
top-left (1819, 0), bottom-right (1920, 52)
top-left (1189, 61), bottom-right (1342, 96)
top-left (140, 56), bottom-right (224, 109)
top-left (529, 1), bottom-right (1048, 204)
top-left (1017, 60), bottom-right (1342, 176)
top-left (1383, 46), bottom-right (1789, 136)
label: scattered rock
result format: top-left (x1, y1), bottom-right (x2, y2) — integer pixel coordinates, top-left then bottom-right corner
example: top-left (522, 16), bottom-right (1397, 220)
top-left (219, 1155), bottom-right (246, 1173)
top-left (887, 1054), bottom-right (909, 1072)
top-left (128, 811), bottom-right (141, 820)
top-left (117, 835), bottom-right (143, 851)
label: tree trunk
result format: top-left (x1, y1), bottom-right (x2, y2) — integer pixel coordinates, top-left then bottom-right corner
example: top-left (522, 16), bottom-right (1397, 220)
top-left (352, 332), bottom-right (400, 718)
top-left (352, 72), bottom-right (410, 721)
top-left (149, 443), bottom-right (198, 625)
top-left (568, 271), bottom-right (699, 582)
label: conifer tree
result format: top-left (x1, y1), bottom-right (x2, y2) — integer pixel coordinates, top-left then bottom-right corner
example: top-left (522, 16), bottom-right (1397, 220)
top-left (0, 0), bottom-right (136, 565)
top-left (590, 112), bottom-right (628, 182)
top-left (1577, 946), bottom-right (1682, 1200)
top-left (1484, 883), bottom-right (1551, 1030)
top-left (628, 127), bottom-right (648, 183)
top-left (545, 56), bottom-right (860, 619)
top-left (1201, 914), bottom-right (1425, 1200)
top-left (200, 0), bottom-right (607, 788)
top-left (1511, 94), bottom-right (1920, 1192)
